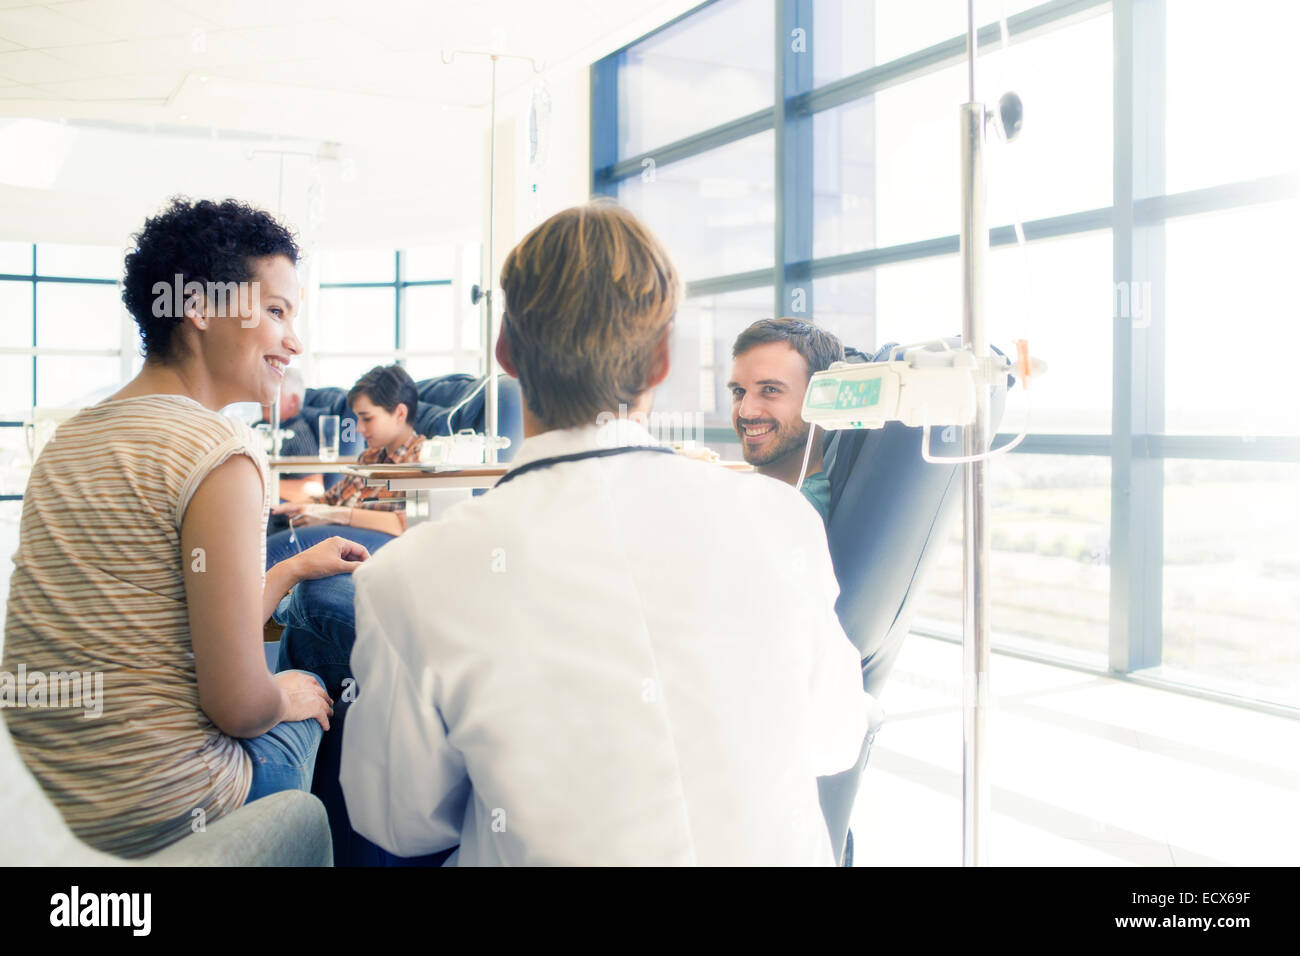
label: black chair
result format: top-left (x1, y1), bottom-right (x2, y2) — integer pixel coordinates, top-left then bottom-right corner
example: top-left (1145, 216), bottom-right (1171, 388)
top-left (411, 373), bottom-right (523, 462)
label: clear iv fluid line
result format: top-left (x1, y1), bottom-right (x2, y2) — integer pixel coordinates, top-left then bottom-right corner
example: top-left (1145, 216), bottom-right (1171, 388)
top-left (795, 424), bottom-right (816, 491)
top-left (920, 402), bottom-right (1030, 465)
top-left (443, 372), bottom-right (502, 436)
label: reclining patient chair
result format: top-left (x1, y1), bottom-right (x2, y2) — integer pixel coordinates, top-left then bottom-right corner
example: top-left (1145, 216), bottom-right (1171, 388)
top-left (0, 713), bottom-right (332, 866)
top-left (817, 339), bottom-right (1011, 865)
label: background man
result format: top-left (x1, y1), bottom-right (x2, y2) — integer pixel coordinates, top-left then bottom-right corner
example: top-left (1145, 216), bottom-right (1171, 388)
top-left (260, 366), bottom-right (319, 457)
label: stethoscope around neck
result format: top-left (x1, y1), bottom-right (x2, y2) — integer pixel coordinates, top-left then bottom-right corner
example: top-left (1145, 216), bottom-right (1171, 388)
top-left (491, 444), bottom-right (673, 490)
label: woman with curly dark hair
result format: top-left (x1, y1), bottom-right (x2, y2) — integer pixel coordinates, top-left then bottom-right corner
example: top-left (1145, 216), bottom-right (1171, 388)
top-left (2, 197), bottom-right (369, 858)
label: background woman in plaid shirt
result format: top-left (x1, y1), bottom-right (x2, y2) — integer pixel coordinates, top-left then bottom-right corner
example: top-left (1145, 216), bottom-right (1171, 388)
top-left (266, 364), bottom-right (424, 567)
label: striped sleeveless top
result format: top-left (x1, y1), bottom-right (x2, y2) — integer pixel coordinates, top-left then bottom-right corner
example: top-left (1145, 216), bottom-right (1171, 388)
top-left (2, 394), bottom-right (268, 858)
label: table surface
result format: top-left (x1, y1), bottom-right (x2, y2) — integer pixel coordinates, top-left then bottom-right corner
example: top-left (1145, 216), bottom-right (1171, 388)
top-left (343, 463), bottom-right (507, 478)
top-left (268, 455), bottom-right (360, 474)
top-left (269, 455), bottom-right (360, 465)
top-left (343, 459), bottom-right (754, 489)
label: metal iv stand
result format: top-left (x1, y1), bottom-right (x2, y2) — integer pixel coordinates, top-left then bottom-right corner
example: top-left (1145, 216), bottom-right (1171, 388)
top-left (440, 48), bottom-right (543, 464)
top-left (958, 0), bottom-right (1024, 868)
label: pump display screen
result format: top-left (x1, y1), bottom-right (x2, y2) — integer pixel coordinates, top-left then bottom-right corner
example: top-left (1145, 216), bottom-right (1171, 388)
top-left (807, 375), bottom-right (883, 410)
top-left (831, 377), bottom-right (882, 409)
top-left (806, 378), bottom-right (841, 408)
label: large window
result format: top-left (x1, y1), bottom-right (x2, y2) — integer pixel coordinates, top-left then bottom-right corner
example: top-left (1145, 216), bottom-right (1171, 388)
top-left (0, 242), bottom-right (130, 503)
top-left (593, 0), bottom-right (1300, 709)
top-left (313, 245), bottom-right (479, 389)
top-left (0, 241), bottom-right (479, 500)
top-left (1161, 459), bottom-right (1300, 698)
top-left (0, 242), bottom-right (128, 417)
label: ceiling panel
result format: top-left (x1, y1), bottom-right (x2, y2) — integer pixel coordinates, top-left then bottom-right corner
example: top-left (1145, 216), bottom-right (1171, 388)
top-left (0, 48), bottom-right (94, 84)
top-left (0, 85), bottom-right (58, 99)
top-left (230, 18), bottom-right (390, 63)
top-left (0, 4), bottom-right (104, 47)
top-left (39, 35), bottom-right (208, 74)
top-left (162, 0), bottom-right (352, 30)
top-left (0, 0), bottom-right (698, 138)
top-left (31, 72), bottom-right (178, 101)
top-left (52, 0), bottom-right (215, 39)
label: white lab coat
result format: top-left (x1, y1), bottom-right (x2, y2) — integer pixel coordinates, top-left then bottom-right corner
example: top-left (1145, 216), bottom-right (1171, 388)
top-left (339, 420), bottom-right (871, 865)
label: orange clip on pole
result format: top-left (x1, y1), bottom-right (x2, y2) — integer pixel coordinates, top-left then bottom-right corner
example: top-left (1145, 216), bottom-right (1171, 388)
top-left (1015, 339), bottom-right (1032, 385)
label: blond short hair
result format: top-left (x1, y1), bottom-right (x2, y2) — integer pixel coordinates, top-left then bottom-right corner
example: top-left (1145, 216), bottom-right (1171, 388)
top-left (499, 201), bottom-right (682, 429)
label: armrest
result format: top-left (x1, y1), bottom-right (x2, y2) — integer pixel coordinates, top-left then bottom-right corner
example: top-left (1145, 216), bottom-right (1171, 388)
top-left (146, 791), bottom-right (332, 867)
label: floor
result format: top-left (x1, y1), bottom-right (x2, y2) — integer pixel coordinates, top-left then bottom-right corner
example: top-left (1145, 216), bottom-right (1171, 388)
top-left (851, 634), bottom-right (1300, 866)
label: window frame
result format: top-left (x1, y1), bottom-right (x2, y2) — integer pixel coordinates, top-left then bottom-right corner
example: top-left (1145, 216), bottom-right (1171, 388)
top-left (0, 246), bottom-right (473, 501)
top-left (0, 245), bottom-right (123, 501)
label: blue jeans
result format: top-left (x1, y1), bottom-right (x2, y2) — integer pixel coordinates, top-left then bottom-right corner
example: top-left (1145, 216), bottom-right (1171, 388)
top-left (266, 523), bottom-right (396, 571)
top-left (274, 573), bottom-right (361, 700)
top-left (267, 524), bottom-right (394, 698)
top-left (269, 558), bottom-right (454, 866)
top-left (239, 670), bottom-right (327, 805)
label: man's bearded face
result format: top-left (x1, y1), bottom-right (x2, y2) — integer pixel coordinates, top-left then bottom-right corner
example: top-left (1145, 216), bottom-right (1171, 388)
top-left (728, 342), bottom-right (812, 467)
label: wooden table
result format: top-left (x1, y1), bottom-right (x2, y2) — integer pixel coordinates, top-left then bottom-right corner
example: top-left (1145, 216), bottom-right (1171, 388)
top-left (267, 455), bottom-right (360, 500)
top-left (342, 463), bottom-right (508, 492)
top-left (344, 459), bottom-right (755, 494)
top-left (268, 455), bottom-right (360, 475)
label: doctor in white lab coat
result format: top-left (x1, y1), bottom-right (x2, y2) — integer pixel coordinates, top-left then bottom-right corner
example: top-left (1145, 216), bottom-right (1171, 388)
top-left (339, 202), bottom-right (872, 865)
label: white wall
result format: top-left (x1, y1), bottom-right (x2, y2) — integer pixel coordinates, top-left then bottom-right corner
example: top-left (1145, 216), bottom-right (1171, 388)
top-left (464, 62), bottom-right (591, 379)
top-left (0, 111), bottom-right (488, 252)
top-left (0, 60), bottom-right (592, 266)
top-left (478, 63), bottom-right (592, 289)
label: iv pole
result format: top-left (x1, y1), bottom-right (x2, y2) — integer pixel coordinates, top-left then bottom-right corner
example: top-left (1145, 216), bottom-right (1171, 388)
top-left (246, 144), bottom-right (338, 467)
top-left (960, 0), bottom-right (991, 867)
top-left (246, 145), bottom-right (321, 494)
top-left (441, 49), bottom-right (544, 464)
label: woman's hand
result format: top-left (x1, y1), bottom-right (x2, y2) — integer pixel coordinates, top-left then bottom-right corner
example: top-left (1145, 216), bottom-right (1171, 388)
top-left (271, 502), bottom-right (306, 517)
top-left (274, 671), bottom-right (334, 731)
top-left (291, 535), bottom-right (370, 580)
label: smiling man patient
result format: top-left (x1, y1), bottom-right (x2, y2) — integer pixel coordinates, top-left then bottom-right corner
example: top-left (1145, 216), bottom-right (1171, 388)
top-left (728, 318), bottom-right (846, 525)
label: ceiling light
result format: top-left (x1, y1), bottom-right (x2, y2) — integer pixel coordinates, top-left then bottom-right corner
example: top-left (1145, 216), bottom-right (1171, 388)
top-left (0, 119), bottom-right (78, 189)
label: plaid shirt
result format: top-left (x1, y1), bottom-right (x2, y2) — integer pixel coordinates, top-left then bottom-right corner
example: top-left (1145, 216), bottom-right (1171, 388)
top-left (318, 433), bottom-right (424, 525)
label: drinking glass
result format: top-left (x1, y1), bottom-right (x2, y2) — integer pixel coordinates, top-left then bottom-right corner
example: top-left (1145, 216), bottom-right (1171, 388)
top-left (319, 415), bottom-right (340, 462)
